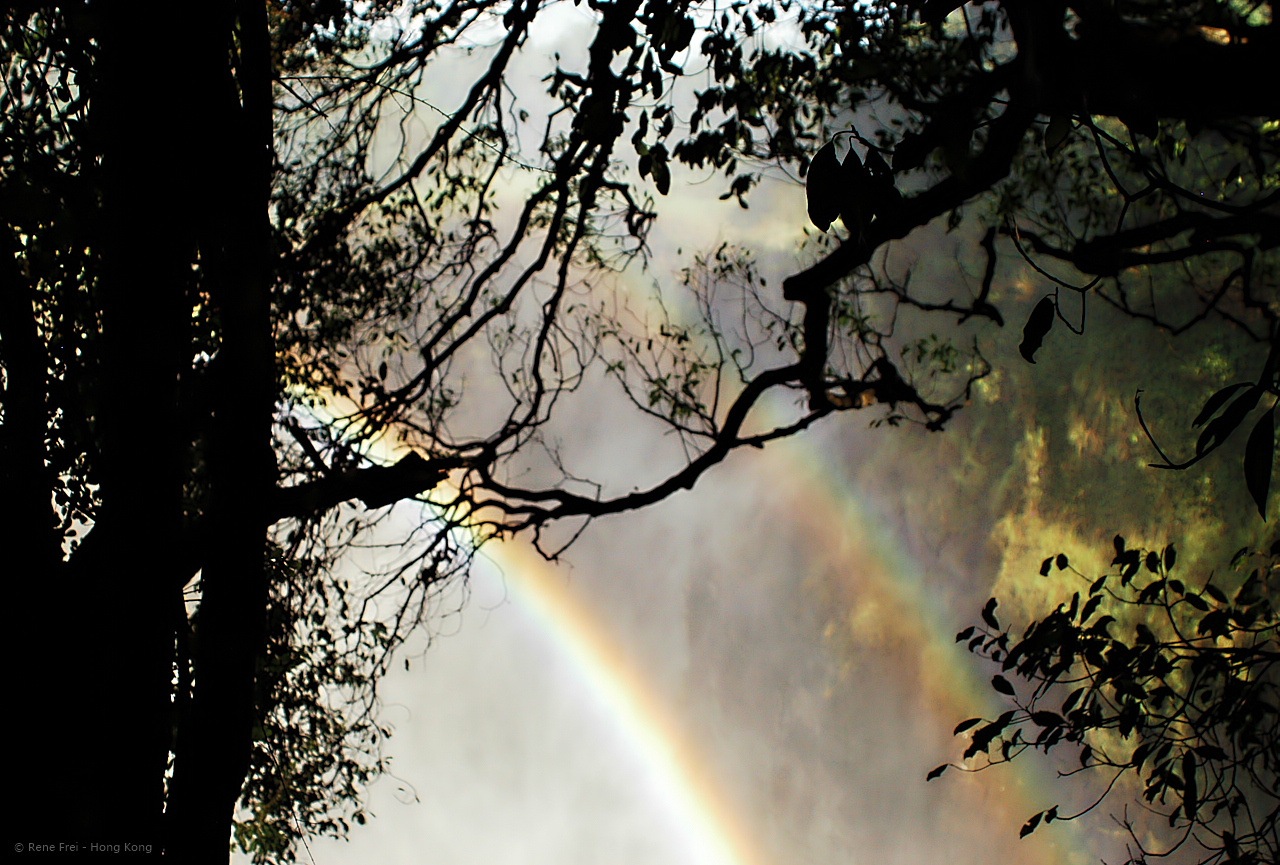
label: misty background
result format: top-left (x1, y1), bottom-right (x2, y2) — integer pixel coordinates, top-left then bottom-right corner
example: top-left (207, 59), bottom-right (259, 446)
top-left (233, 8), bottom-right (1263, 864)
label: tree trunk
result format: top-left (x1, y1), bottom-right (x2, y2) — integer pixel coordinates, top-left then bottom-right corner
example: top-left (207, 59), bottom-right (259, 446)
top-left (164, 1), bottom-right (275, 859)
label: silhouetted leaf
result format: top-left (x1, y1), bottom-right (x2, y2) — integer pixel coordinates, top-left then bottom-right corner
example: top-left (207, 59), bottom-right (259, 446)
top-left (1113, 534), bottom-right (1126, 560)
top-left (992, 674), bottom-right (1015, 695)
top-left (1196, 386), bottom-right (1261, 454)
top-left (1194, 744), bottom-right (1227, 761)
top-left (1080, 594), bottom-right (1102, 623)
top-left (806, 142), bottom-right (842, 231)
top-left (1192, 382), bottom-right (1251, 426)
top-left (1044, 115), bottom-right (1072, 154)
top-left (1183, 751), bottom-right (1197, 820)
top-left (839, 148), bottom-right (873, 233)
top-left (1183, 593), bottom-right (1209, 612)
top-left (1163, 544), bottom-right (1177, 572)
top-left (982, 597), bottom-right (1000, 630)
top-left (1145, 551), bottom-right (1160, 573)
top-left (954, 717), bottom-right (983, 735)
top-left (1031, 711), bottom-right (1063, 728)
top-left (1197, 609), bottom-right (1229, 637)
top-left (1205, 584), bottom-right (1228, 604)
top-left (1088, 574), bottom-right (1107, 595)
top-left (1018, 297), bottom-right (1054, 363)
top-left (1244, 404), bottom-right (1274, 519)
top-left (955, 625), bottom-right (975, 642)
top-left (1039, 557), bottom-right (1053, 576)
top-left (1019, 811), bottom-right (1043, 838)
top-left (1056, 553), bottom-right (1068, 570)
top-left (927, 763), bottom-right (949, 781)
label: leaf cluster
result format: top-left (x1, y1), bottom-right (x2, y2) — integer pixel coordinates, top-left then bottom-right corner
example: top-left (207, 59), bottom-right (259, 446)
top-left (937, 537), bottom-right (1279, 865)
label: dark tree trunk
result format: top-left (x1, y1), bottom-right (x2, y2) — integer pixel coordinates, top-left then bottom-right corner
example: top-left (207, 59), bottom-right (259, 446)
top-left (22, 1), bottom-right (197, 851)
top-left (164, 1), bottom-right (275, 860)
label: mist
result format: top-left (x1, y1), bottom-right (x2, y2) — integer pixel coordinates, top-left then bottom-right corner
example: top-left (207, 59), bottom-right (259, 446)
top-left (235, 10), bottom-right (1266, 865)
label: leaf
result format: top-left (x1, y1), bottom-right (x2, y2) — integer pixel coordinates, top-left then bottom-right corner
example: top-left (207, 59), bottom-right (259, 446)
top-left (1088, 574), bottom-right (1107, 595)
top-left (1197, 609), bottom-right (1230, 637)
top-left (1163, 543), bottom-right (1177, 572)
top-left (1018, 297), bottom-right (1055, 363)
top-left (965, 711), bottom-right (1015, 758)
top-left (1194, 744), bottom-right (1227, 761)
top-left (1196, 386), bottom-right (1262, 455)
top-left (1020, 811), bottom-right (1043, 838)
top-left (955, 625), bottom-right (975, 642)
top-left (1204, 584), bottom-right (1228, 604)
top-left (806, 142), bottom-right (842, 232)
top-left (839, 148), bottom-right (873, 232)
top-left (1182, 752), bottom-right (1197, 820)
top-left (927, 763), bottom-right (949, 781)
top-left (1040, 557), bottom-right (1053, 576)
top-left (652, 158), bottom-right (671, 196)
top-left (954, 717), bottom-right (983, 735)
top-left (1183, 593), bottom-right (1209, 612)
top-left (1044, 114), bottom-right (1072, 154)
top-left (982, 597), bottom-right (1000, 630)
top-left (1145, 551), bottom-right (1160, 573)
top-left (992, 674), bottom-right (1016, 696)
top-left (1056, 553), bottom-right (1069, 570)
top-left (1244, 404), bottom-right (1275, 519)
top-left (1031, 711), bottom-right (1063, 728)
top-left (1113, 534), bottom-right (1126, 561)
top-left (1080, 594), bottom-right (1102, 623)
top-left (1191, 382), bottom-right (1251, 426)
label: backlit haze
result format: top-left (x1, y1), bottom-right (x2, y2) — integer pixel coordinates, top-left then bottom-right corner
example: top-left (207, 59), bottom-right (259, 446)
top-left (233, 7), bottom-right (1253, 864)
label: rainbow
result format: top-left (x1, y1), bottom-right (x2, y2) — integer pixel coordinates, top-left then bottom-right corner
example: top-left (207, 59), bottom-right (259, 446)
top-left (479, 539), bottom-right (764, 865)
top-left (472, 428), bottom-right (1083, 865)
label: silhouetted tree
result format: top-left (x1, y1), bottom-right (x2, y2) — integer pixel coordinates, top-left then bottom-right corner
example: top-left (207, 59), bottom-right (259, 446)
top-left (937, 539), bottom-right (1277, 865)
top-left (3, 1), bottom-right (973, 859)
top-left (778, 0), bottom-right (1277, 510)
top-left (2, 0), bottom-right (1274, 861)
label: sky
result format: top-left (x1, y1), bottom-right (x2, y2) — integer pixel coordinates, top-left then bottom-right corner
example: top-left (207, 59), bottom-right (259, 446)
top-left (232, 6), bottom-right (1265, 864)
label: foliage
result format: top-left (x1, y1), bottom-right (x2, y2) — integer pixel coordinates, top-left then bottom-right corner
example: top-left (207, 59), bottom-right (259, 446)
top-left (936, 538), bottom-right (1278, 865)
top-left (781, 0), bottom-right (1278, 512)
top-left (4, 0), bottom-right (1276, 858)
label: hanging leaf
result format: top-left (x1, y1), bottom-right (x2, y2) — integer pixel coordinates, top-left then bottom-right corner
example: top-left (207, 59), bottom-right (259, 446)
top-left (954, 717), bottom-right (983, 735)
top-left (1019, 811), bottom-right (1043, 838)
top-left (1191, 382), bottom-right (1251, 427)
top-left (1044, 114), bottom-right (1072, 154)
top-left (1196, 386), bottom-right (1261, 454)
top-left (1244, 404), bottom-right (1275, 519)
top-left (982, 597), bottom-right (1000, 630)
top-left (1080, 593), bottom-right (1102, 623)
top-left (992, 674), bottom-right (1016, 695)
top-left (926, 764), bottom-right (949, 781)
top-left (806, 142), bottom-right (842, 232)
top-left (839, 148), bottom-right (873, 234)
top-left (1163, 543), bottom-right (1177, 572)
top-left (1018, 297), bottom-right (1055, 363)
